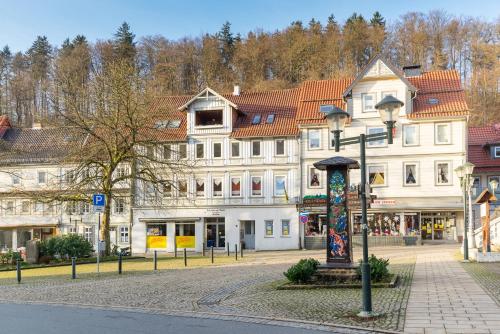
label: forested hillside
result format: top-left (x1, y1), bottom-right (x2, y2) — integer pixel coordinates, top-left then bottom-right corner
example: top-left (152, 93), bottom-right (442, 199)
top-left (0, 10), bottom-right (498, 127)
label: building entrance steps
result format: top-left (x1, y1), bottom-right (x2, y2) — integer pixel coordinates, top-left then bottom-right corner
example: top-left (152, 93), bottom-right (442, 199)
top-left (404, 250), bottom-right (500, 334)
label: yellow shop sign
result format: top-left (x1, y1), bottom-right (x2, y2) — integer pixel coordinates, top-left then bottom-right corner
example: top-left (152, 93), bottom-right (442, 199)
top-left (176, 236), bottom-right (195, 248)
top-left (147, 236), bottom-right (167, 248)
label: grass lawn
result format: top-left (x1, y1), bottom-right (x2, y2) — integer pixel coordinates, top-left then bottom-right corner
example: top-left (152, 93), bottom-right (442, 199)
top-left (0, 255), bottom-right (245, 284)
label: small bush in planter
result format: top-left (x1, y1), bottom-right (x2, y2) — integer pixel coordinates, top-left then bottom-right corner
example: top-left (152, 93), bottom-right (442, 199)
top-left (284, 258), bottom-right (320, 283)
top-left (357, 254), bottom-right (390, 282)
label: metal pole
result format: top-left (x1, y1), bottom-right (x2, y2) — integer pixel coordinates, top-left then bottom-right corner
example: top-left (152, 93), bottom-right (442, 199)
top-left (235, 244), bottom-right (238, 261)
top-left (97, 212), bottom-right (101, 274)
top-left (154, 250), bottom-right (158, 271)
top-left (211, 246), bottom-right (214, 263)
top-left (240, 242), bottom-right (243, 258)
top-left (463, 183), bottom-right (469, 261)
top-left (71, 257), bottom-right (76, 279)
top-left (359, 134), bottom-right (373, 317)
top-left (386, 121), bottom-right (395, 144)
top-left (16, 259), bottom-right (21, 284)
top-left (174, 237), bottom-right (177, 258)
top-left (467, 185), bottom-right (476, 249)
top-left (333, 130), bottom-right (341, 152)
top-left (118, 253), bottom-right (122, 274)
top-left (227, 242), bottom-right (230, 256)
top-left (202, 244), bottom-right (205, 257)
top-left (183, 248), bottom-right (187, 267)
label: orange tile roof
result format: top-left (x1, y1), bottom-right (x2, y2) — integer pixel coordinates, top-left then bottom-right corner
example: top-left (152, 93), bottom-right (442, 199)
top-left (408, 70), bottom-right (468, 119)
top-left (226, 89), bottom-right (300, 138)
top-left (148, 95), bottom-right (191, 142)
top-left (296, 78), bottom-right (353, 125)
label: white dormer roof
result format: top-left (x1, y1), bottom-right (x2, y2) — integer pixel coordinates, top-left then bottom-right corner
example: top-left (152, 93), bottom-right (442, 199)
top-left (177, 87), bottom-right (238, 111)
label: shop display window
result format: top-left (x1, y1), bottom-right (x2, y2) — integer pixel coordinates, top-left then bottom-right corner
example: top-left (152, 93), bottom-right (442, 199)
top-left (352, 213), bottom-right (401, 236)
top-left (305, 214), bottom-right (327, 236)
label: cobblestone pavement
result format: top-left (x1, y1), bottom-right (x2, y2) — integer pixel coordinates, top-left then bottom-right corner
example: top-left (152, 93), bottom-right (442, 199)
top-left (404, 250), bottom-right (500, 334)
top-left (0, 246), bottom-right (448, 333)
top-left (461, 261), bottom-right (500, 307)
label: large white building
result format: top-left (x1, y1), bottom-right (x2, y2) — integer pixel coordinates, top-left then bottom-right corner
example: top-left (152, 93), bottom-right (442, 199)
top-left (0, 55), bottom-right (470, 254)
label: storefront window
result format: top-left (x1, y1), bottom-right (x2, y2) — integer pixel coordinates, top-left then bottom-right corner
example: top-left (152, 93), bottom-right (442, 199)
top-left (175, 223), bottom-right (196, 248)
top-left (305, 214), bottom-right (327, 236)
top-left (353, 213), bottom-right (401, 236)
top-left (404, 213), bottom-right (420, 236)
top-left (146, 224), bottom-right (167, 248)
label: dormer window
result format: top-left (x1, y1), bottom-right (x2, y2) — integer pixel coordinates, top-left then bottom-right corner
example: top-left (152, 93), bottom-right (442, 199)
top-left (266, 114), bottom-right (275, 124)
top-left (195, 110), bottom-right (223, 126)
top-left (252, 114), bottom-right (261, 125)
top-left (494, 146), bottom-right (500, 158)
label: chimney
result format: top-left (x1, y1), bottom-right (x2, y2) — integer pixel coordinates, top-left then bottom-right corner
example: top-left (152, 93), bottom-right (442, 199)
top-left (402, 65), bottom-right (421, 77)
top-left (233, 84), bottom-right (241, 96)
top-left (32, 122), bottom-right (42, 129)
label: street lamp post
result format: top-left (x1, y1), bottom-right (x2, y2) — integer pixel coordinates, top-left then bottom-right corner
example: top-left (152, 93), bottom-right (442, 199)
top-left (455, 162), bottom-right (475, 261)
top-left (321, 95), bottom-right (404, 318)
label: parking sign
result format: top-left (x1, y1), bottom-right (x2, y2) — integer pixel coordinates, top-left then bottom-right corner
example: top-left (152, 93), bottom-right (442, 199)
top-left (93, 194), bottom-right (105, 212)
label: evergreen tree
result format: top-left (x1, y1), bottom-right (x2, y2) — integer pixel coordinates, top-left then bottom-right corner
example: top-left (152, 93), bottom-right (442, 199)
top-left (113, 22), bottom-right (136, 64)
top-left (371, 11), bottom-right (386, 27)
top-left (217, 21), bottom-right (235, 66)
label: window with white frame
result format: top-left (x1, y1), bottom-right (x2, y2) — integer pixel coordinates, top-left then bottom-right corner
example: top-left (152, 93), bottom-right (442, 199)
top-left (196, 143), bottom-right (204, 159)
top-left (120, 226), bottom-right (129, 243)
top-left (67, 201), bottom-right (78, 215)
top-left (362, 93), bottom-right (376, 112)
top-left (308, 129), bottom-right (321, 149)
top-left (494, 146), bottom-right (500, 158)
top-left (114, 198), bottom-right (125, 214)
top-left (251, 176), bottom-right (262, 196)
top-left (403, 162), bottom-right (419, 186)
top-left (368, 165), bottom-right (387, 187)
top-left (231, 142), bottom-right (240, 157)
top-left (274, 175), bottom-right (287, 197)
top-left (196, 179), bottom-right (205, 197)
top-left (403, 124), bottom-right (419, 146)
top-left (251, 140), bottom-right (261, 157)
top-left (435, 123), bottom-right (451, 145)
top-left (34, 202), bottom-right (43, 213)
top-left (21, 201), bottom-right (30, 214)
top-left (435, 161), bottom-right (452, 185)
top-left (84, 227), bottom-right (93, 243)
top-left (38, 171), bottom-right (47, 184)
top-left (65, 170), bottom-right (75, 184)
top-left (81, 202), bottom-right (90, 214)
top-left (116, 167), bottom-right (127, 179)
top-left (265, 220), bottom-right (274, 236)
top-left (213, 142), bottom-right (222, 158)
top-left (178, 180), bottom-right (187, 197)
top-left (281, 219), bottom-right (290, 236)
top-left (275, 139), bottom-right (285, 156)
top-left (5, 201), bottom-right (14, 214)
top-left (367, 127), bottom-right (386, 147)
top-left (163, 144), bottom-right (172, 160)
top-left (472, 176), bottom-right (481, 197)
top-left (69, 227), bottom-right (77, 234)
top-left (212, 177), bottom-right (223, 197)
top-left (228, 177), bottom-right (240, 197)
top-left (178, 143), bottom-right (187, 159)
top-left (309, 167), bottom-right (321, 188)
top-left (11, 174), bottom-right (20, 185)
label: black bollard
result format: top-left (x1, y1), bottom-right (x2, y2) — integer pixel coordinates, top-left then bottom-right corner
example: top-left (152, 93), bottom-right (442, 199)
top-left (235, 243), bottom-right (238, 261)
top-left (154, 250), bottom-right (158, 271)
top-left (174, 242), bottom-right (178, 258)
top-left (184, 248), bottom-right (187, 267)
top-left (118, 253), bottom-right (122, 275)
top-left (227, 242), bottom-right (230, 256)
top-left (16, 260), bottom-right (21, 284)
top-left (71, 257), bottom-right (76, 279)
top-left (240, 242), bottom-right (243, 258)
top-left (202, 245), bottom-right (205, 257)
top-left (211, 246), bottom-right (214, 264)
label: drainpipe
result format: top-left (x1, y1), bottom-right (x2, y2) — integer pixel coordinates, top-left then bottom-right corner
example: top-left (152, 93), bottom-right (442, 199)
top-left (297, 134), bottom-right (304, 250)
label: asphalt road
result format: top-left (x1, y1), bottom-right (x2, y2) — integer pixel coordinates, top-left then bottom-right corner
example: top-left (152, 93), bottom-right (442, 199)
top-left (0, 303), bottom-right (360, 334)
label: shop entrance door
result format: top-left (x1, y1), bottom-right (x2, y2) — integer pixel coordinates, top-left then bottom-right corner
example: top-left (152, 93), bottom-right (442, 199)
top-left (206, 221), bottom-right (225, 248)
top-left (241, 220), bottom-right (255, 249)
top-left (421, 216), bottom-right (448, 241)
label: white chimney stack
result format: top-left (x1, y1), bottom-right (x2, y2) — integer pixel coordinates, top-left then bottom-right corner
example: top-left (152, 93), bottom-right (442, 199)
top-left (233, 85), bottom-right (241, 96)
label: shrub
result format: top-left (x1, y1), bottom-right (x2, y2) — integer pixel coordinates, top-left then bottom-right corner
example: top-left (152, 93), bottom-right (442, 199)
top-left (284, 258), bottom-right (320, 283)
top-left (357, 254), bottom-right (390, 282)
top-left (38, 235), bottom-right (93, 260)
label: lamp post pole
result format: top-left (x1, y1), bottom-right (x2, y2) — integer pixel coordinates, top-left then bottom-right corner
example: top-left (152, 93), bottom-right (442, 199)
top-left (463, 178), bottom-right (469, 261)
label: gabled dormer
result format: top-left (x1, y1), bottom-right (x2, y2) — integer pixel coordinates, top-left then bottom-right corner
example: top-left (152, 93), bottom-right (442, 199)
top-left (178, 87), bottom-right (244, 135)
top-left (342, 55), bottom-right (417, 120)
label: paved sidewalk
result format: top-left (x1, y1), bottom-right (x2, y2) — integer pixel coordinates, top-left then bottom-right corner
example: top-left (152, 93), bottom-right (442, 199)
top-left (404, 251), bottom-right (500, 334)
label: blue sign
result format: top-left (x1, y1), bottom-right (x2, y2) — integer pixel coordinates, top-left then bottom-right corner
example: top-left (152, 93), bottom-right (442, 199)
top-left (93, 194), bottom-right (105, 206)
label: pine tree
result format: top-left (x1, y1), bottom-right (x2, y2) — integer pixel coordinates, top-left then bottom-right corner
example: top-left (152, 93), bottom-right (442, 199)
top-left (217, 21), bottom-right (235, 66)
top-left (113, 22), bottom-right (136, 64)
top-left (371, 11), bottom-right (386, 27)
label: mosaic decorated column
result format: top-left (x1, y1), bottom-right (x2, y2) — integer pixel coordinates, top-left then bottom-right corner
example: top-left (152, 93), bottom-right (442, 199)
top-left (314, 157), bottom-right (359, 267)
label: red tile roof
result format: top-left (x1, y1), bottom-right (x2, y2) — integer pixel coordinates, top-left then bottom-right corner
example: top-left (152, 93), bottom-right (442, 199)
top-left (407, 70), bottom-right (468, 119)
top-left (226, 89), bottom-right (300, 138)
top-left (468, 124), bottom-right (500, 172)
top-left (296, 78), bottom-right (352, 125)
top-left (148, 95), bottom-right (191, 141)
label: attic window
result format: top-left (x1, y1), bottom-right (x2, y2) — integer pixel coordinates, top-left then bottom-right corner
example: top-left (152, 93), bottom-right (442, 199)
top-left (195, 109), bottom-right (223, 126)
top-left (252, 114), bottom-right (261, 125)
top-left (154, 120), bottom-right (181, 129)
top-left (428, 98), bottom-right (439, 105)
top-left (266, 114), bottom-right (275, 124)
top-left (495, 146), bottom-right (500, 158)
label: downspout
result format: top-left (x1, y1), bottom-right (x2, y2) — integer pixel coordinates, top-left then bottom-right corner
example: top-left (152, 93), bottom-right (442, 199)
top-left (128, 153), bottom-right (137, 254)
top-left (297, 133), bottom-right (303, 250)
